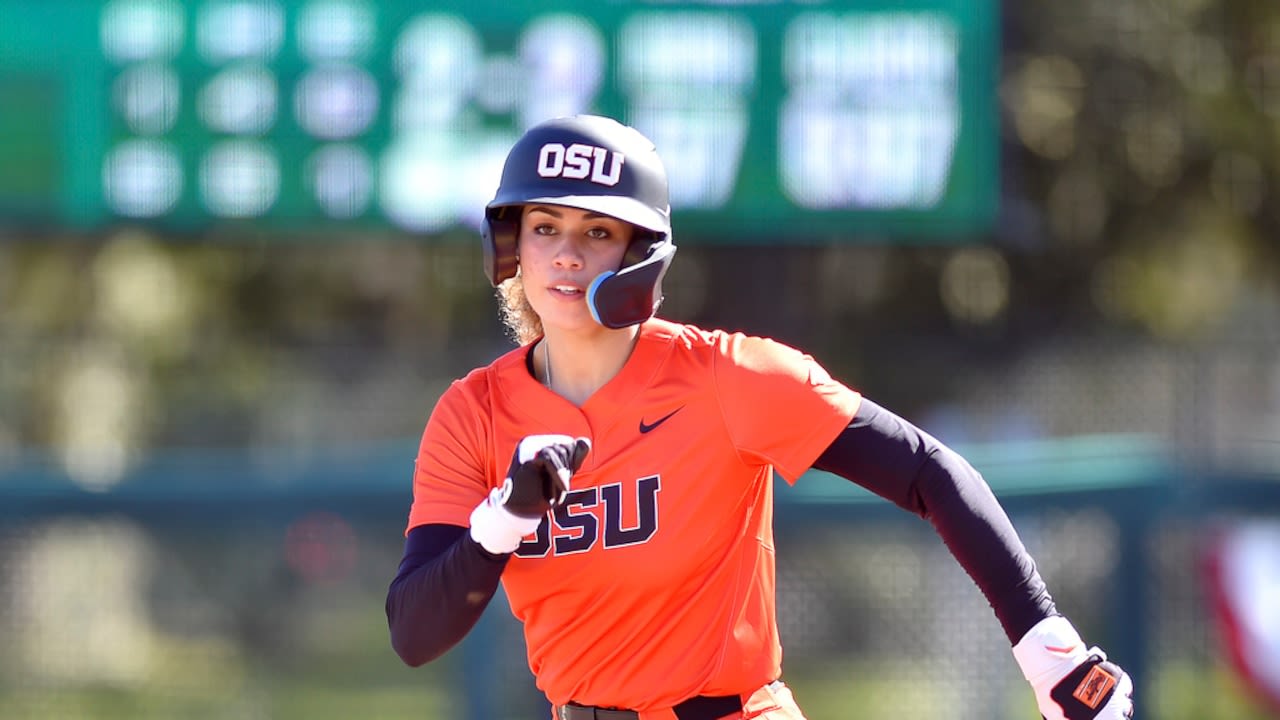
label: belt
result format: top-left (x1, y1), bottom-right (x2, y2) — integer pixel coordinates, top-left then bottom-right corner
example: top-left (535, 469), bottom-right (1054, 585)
top-left (556, 693), bottom-right (743, 720)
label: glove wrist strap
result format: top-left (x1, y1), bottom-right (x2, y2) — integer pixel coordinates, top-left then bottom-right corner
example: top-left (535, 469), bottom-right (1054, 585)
top-left (1013, 615), bottom-right (1090, 686)
top-left (469, 488), bottom-right (543, 555)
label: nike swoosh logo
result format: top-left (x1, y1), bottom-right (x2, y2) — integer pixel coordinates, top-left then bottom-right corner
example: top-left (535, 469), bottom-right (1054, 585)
top-left (1046, 644), bottom-right (1079, 654)
top-left (639, 406), bottom-right (683, 434)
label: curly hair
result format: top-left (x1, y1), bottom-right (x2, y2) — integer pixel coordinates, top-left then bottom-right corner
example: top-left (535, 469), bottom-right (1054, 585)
top-left (496, 270), bottom-right (543, 346)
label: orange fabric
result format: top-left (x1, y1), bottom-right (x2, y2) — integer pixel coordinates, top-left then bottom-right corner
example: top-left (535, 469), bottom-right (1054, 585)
top-left (408, 319), bottom-right (860, 711)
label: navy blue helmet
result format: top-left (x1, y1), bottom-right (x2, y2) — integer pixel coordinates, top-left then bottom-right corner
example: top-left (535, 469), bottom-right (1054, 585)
top-left (481, 115), bottom-right (676, 329)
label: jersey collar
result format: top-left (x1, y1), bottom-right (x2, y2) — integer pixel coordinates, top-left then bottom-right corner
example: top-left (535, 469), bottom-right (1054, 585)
top-left (493, 319), bottom-right (681, 435)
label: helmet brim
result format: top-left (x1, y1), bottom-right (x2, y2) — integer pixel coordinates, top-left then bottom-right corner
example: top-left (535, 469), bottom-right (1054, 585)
top-left (498, 194), bottom-right (671, 237)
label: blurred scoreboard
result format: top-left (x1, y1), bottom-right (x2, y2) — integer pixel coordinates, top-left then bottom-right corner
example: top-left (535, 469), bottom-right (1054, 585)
top-left (0, 0), bottom-right (998, 240)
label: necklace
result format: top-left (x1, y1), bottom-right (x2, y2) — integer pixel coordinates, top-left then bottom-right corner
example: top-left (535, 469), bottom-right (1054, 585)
top-left (542, 339), bottom-right (552, 390)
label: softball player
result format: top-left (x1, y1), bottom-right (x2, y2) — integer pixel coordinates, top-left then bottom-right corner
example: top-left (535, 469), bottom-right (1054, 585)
top-left (386, 115), bottom-right (1135, 720)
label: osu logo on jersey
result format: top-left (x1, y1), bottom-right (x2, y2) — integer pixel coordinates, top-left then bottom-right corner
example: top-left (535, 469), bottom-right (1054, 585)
top-left (536, 142), bottom-right (625, 186)
top-left (515, 475), bottom-right (660, 557)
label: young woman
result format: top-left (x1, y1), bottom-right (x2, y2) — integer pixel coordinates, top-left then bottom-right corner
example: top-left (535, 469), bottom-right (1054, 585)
top-left (386, 115), bottom-right (1135, 720)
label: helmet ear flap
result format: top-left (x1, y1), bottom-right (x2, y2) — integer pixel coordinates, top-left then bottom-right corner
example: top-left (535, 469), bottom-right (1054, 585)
top-left (481, 207), bottom-right (520, 286)
top-left (587, 238), bottom-right (675, 329)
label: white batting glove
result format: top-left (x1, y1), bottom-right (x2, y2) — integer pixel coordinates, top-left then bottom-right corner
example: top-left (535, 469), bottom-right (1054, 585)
top-left (1013, 616), bottom-right (1134, 720)
top-left (469, 434), bottom-right (590, 555)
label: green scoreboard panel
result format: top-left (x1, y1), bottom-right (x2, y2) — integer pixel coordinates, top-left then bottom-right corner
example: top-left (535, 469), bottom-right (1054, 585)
top-left (0, 0), bottom-right (998, 239)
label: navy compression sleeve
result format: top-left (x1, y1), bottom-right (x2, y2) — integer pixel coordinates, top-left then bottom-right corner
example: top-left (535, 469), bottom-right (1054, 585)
top-left (813, 399), bottom-right (1056, 644)
top-left (385, 523), bottom-right (508, 666)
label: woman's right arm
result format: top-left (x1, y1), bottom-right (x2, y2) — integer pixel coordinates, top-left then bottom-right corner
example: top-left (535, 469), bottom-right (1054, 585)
top-left (385, 523), bottom-right (509, 667)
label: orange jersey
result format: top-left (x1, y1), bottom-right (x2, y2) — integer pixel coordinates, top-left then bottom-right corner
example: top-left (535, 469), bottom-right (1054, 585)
top-left (406, 319), bottom-right (861, 711)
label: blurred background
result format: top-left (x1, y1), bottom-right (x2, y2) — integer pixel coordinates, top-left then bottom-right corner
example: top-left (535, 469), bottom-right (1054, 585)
top-left (1, 0), bottom-right (1278, 718)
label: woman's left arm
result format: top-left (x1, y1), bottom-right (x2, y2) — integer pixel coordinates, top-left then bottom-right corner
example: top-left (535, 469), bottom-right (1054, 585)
top-left (813, 399), bottom-right (1134, 720)
top-left (813, 397), bottom-right (1055, 642)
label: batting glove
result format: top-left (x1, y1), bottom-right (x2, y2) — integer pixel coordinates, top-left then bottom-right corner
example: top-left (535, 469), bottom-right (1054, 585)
top-left (469, 435), bottom-right (591, 555)
top-left (1013, 616), bottom-right (1134, 720)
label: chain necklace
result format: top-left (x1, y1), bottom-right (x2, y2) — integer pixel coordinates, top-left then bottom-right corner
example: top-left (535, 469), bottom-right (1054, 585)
top-left (542, 339), bottom-right (552, 391)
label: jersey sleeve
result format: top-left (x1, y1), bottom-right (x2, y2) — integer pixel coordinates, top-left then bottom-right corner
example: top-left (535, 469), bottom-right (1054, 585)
top-left (714, 333), bottom-right (862, 483)
top-left (404, 378), bottom-right (494, 534)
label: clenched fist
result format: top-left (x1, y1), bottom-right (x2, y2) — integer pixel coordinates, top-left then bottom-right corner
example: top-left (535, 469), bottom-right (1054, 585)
top-left (469, 435), bottom-right (592, 555)
top-left (1014, 616), bottom-right (1134, 720)
top-left (499, 435), bottom-right (592, 518)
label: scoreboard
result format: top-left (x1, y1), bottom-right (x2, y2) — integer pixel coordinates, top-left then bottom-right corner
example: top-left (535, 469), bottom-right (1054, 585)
top-left (0, 0), bottom-right (998, 240)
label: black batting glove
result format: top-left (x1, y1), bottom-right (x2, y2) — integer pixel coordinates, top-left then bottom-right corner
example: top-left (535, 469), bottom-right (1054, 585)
top-left (469, 434), bottom-right (592, 555)
top-left (500, 435), bottom-right (592, 518)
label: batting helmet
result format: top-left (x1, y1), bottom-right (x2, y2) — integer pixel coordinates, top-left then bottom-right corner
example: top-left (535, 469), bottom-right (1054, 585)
top-left (481, 115), bottom-right (676, 329)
